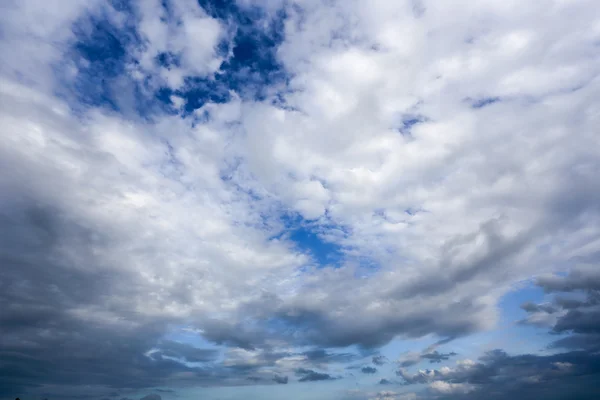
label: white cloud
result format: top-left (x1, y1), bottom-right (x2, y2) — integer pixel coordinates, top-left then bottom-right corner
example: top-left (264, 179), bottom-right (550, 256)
top-left (429, 380), bottom-right (475, 395)
top-left (134, 0), bottom-right (225, 89)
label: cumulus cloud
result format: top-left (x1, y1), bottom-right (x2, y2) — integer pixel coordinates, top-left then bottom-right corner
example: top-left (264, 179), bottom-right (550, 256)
top-left (429, 381), bottom-right (474, 395)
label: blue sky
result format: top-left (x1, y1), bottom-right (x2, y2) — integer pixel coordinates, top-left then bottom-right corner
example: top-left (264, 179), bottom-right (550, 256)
top-left (1, 1), bottom-right (600, 400)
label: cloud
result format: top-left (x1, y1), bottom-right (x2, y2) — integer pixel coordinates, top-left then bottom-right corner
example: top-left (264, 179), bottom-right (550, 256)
top-left (422, 351), bottom-right (458, 364)
top-left (2, 0), bottom-right (600, 398)
top-left (273, 375), bottom-right (289, 384)
top-left (295, 368), bottom-right (337, 382)
top-left (398, 338), bottom-right (457, 367)
top-left (397, 349), bottom-right (600, 400)
top-left (361, 366), bottom-right (378, 374)
top-left (373, 355), bottom-right (388, 366)
top-left (429, 381), bottom-right (474, 395)
top-left (520, 266), bottom-right (600, 351)
top-left (302, 348), bottom-right (358, 365)
top-left (154, 340), bottom-right (219, 363)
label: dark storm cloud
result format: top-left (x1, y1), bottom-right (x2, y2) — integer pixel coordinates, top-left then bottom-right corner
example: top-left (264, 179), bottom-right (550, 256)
top-left (361, 366), bottom-right (377, 374)
top-left (273, 375), bottom-right (289, 384)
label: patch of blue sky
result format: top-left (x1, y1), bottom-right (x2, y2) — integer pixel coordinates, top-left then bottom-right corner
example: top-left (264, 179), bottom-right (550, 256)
top-left (62, 0), bottom-right (290, 118)
top-left (70, 19), bottom-right (129, 111)
top-left (449, 283), bottom-right (557, 361)
top-left (468, 96), bottom-right (501, 109)
top-left (61, 2), bottom-right (148, 114)
top-left (281, 213), bottom-right (345, 268)
top-left (398, 114), bottom-right (428, 137)
top-left (162, 325), bottom-right (227, 364)
top-left (171, 0), bottom-right (289, 112)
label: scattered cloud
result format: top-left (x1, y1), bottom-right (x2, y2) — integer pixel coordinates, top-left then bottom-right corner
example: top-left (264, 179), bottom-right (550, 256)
top-left (398, 348), bottom-right (600, 399)
top-left (372, 355), bottom-right (388, 366)
top-left (295, 368), bottom-right (337, 382)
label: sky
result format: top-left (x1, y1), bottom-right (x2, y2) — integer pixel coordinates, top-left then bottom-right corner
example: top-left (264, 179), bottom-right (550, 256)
top-left (1, 0), bottom-right (600, 399)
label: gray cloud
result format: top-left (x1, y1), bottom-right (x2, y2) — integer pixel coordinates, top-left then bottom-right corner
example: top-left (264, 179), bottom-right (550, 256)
top-left (302, 349), bottom-right (358, 364)
top-left (422, 351), bottom-right (458, 364)
top-left (295, 368), bottom-right (337, 382)
top-left (521, 266), bottom-right (600, 351)
top-left (400, 349), bottom-right (600, 400)
top-left (372, 355), bottom-right (388, 366)
top-left (361, 366), bottom-right (377, 374)
top-left (398, 267), bottom-right (600, 399)
top-left (155, 340), bottom-right (219, 363)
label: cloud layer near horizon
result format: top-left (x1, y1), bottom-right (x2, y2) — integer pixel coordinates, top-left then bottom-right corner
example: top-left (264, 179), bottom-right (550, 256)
top-left (1, 0), bottom-right (600, 399)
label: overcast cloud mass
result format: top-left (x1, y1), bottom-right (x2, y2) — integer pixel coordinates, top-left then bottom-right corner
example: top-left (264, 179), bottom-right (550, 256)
top-left (1, 0), bottom-right (600, 399)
